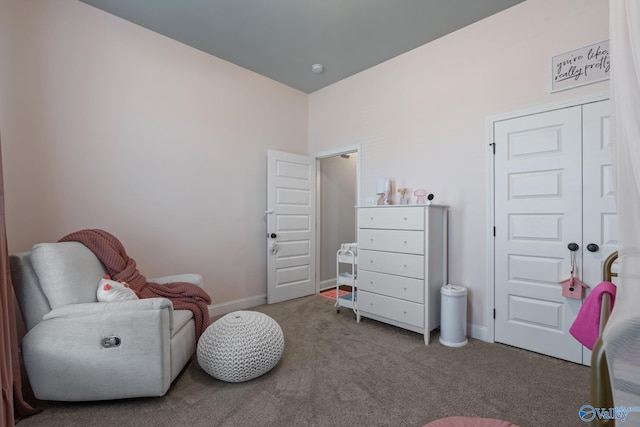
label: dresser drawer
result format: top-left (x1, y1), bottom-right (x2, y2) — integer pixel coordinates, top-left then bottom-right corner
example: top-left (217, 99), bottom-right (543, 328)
top-left (358, 249), bottom-right (424, 279)
top-left (358, 270), bottom-right (424, 303)
top-left (358, 291), bottom-right (424, 328)
top-left (358, 207), bottom-right (424, 230)
top-left (358, 229), bottom-right (424, 255)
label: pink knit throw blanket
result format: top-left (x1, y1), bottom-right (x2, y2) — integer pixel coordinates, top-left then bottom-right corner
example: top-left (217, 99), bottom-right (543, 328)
top-left (59, 229), bottom-right (211, 340)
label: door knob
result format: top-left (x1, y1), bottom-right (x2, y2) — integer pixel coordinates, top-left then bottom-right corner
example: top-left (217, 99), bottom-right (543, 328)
top-left (587, 243), bottom-right (599, 252)
top-left (567, 242), bottom-right (579, 251)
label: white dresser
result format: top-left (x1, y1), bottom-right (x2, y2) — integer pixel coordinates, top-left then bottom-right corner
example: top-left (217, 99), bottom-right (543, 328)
top-left (356, 205), bottom-right (448, 344)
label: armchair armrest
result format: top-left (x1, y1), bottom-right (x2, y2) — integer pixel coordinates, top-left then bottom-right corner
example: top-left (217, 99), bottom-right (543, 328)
top-left (149, 273), bottom-right (203, 288)
top-left (43, 298), bottom-right (175, 331)
top-left (43, 298), bottom-right (173, 319)
top-left (23, 299), bottom-right (175, 401)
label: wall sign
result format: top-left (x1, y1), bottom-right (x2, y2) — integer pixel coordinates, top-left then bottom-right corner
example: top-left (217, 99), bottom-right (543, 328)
top-left (551, 40), bottom-right (610, 93)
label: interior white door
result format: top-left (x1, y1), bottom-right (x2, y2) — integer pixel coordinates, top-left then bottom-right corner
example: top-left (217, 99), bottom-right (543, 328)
top-left (494, 106), bottom-right (585, 363)
top-left (582, 100), bottom-right (617, 365)
top-left (266, 150), bottom-right (316, 304)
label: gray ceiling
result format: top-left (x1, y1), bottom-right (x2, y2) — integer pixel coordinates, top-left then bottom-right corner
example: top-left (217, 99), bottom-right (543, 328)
top-left (80, 0), bottom-right (525, 93)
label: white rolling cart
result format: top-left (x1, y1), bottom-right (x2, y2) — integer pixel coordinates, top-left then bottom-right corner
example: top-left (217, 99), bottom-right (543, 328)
top-left (336, 243), bottom-right (360, 321)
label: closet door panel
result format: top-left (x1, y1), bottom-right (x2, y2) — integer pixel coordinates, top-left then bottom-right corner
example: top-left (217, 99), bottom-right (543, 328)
top-left (494, 106), bottom-right (584, 364)
top-left (582, 99), bottom-right (617, 366)
top-left (583, 100), bottom-right (617, 285)
top-left (495, 99), bottom-right (618, 366)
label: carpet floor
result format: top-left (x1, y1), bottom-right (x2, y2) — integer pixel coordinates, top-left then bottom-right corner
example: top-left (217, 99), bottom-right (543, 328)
top-left (17, 295), bottom-right (592, 427)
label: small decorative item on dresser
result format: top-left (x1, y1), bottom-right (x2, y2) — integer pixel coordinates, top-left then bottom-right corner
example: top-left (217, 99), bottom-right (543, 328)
top-left (383, 178), bottom-right (392, 205)
top-left (426, 193), bottom-right (434, 205)
top-left (414, 189), bottom-right (427, 204)
top-left (397, 187), bottom-right (409, 204)
top-left (376, 177), bottom-right (392, 205)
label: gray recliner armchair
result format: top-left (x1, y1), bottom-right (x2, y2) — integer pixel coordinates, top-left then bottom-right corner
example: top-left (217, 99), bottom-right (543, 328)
top-left (11, 241), bottom-right (203, 402)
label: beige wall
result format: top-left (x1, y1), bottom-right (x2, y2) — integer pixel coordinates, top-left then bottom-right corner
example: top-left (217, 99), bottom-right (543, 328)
top-left (0, 0), bottom-right (308, 306)
top-left (308, 0), bottom-right (609, 338)
top-left (0, 0), bottom-right (611, 334)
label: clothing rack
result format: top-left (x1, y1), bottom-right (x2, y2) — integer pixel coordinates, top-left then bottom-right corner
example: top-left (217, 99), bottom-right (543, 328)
top-left (591, 250), bottom-right (617, 427)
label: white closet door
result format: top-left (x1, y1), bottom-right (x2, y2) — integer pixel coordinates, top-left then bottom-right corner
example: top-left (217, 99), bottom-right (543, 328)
top-left (582, 99), bottom-right (617, 365)
top-left (494, 106), bottom-right (584, 364)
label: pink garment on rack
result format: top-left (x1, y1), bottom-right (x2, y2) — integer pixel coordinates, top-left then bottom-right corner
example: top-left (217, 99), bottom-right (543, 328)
top-left (569, 281), bottom-right (617, 350)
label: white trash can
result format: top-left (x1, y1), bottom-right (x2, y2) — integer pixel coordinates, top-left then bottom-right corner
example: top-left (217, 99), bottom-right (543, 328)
top-left (439, 284), bottom-right (468, 347)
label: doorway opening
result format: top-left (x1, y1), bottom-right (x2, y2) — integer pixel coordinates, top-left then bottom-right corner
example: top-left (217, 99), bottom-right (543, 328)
top-left (315, 149), bottom-right (359, 294)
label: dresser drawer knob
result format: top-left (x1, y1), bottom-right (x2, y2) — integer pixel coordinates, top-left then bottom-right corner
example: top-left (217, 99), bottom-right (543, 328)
top-left (370, 260), bottom-right (374, 263)
top-left (403, 240), bottom-right (407, 244)
top-left (403, 217), bottom-right (407, 221)
top-left (370, 238), bottom-right (374, 242)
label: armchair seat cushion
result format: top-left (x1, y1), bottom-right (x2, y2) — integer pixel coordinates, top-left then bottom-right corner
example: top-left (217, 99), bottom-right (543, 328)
top-left (172, 309), bottom-right (194, 336)
top-left (30, 242), bottom-right (106, 308)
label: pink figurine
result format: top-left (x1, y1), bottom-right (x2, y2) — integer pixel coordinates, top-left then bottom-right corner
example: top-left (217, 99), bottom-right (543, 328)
top-left (414, 189), bottom-right (427, 204)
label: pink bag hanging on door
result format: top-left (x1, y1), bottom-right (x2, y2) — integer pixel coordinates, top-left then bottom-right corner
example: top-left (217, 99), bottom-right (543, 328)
top-left (560, 244), bottom-right (589, 299)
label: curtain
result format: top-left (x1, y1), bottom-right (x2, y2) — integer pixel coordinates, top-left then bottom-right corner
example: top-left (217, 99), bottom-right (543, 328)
top-left (0, 138), bottom-right (38, 424)
top-left (603, 0), bottom-right (640, 411)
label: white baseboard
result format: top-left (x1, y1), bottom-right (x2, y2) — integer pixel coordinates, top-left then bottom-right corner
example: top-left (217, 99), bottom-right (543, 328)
top-left (319, 278), bottom-right (336, 291)
top-left (208, 294), bottom-right (267, 319)
top-left (468, 323), bottom-right (491, 343)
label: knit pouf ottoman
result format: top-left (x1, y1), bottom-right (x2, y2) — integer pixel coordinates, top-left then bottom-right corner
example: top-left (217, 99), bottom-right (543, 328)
top-left (197, 310), bottom-right (284, 383)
